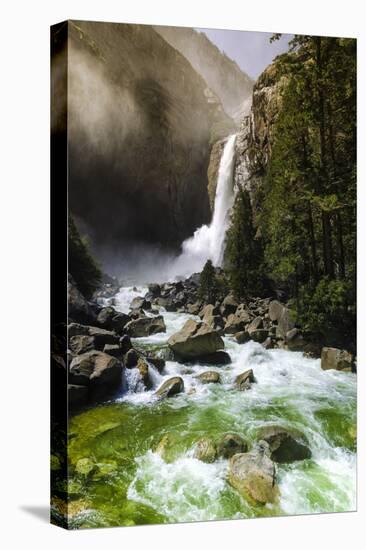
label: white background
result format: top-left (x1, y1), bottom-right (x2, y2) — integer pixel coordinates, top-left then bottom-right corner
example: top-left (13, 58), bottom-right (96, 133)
top-left (0, 0), bottom-right (364, 548)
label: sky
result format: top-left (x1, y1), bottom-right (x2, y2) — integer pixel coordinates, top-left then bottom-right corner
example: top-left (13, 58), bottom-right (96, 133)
top-left (197, 28), bottom-right (292, 80)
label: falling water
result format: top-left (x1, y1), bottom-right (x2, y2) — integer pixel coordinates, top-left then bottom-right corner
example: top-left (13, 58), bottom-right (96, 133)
top-left (170, 134), bottom-right (237, 278)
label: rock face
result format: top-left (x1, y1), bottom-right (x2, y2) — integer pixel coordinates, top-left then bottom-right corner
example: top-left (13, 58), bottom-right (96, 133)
top-left (321, 347), bottom-right (354, 372)
top-left (68, 276), bottom-right (96, 325)
top-left (154, 26), bottom-right (253, 124)
top-left (155, 376), bottom-right (184, 398)
top-left (228, 450), bottom-right (279, 504)
top-left (257, 426), bottom-right (312, 463)
top-left (124, 315), bottom-right (166, 337)
top-left (69, 351), bottom-right (123, 400)
top-left (168, 319), bottom-right (224, 359)
top-left (63, 20), bottom-right (236, 250)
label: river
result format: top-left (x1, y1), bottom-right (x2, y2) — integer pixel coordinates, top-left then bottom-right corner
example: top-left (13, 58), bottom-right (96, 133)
top-left (67, 285), bottom-right (356, 528)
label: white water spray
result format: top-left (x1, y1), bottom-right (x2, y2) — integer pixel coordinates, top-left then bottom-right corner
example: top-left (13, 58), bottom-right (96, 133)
top-left (170, 134), bottom-right (237, 278)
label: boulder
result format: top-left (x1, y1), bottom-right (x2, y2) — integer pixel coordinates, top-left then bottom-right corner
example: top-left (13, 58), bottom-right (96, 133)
top-left (269, 301), bottom-right (296, 338)
top-left (168, 319), bottom-right (224, 359)
top-left (199, 303), bottom-right (220, 319)
top-left (97, 307), bottom-right (130, 333)
top-left (228, 450), bottom-right (279, 504)
top-left (136, 358), bottom-right (151, 389)
top-left (277, 307), bottom-right (296, 338)
top-left (268, 300), bottom-right (284, 322)
top-left (235, 331), bottom-right (250, 344)
top-left (224, 307), bottom-right (251, 334)
top-left (235, 369), bottom-right (256, 391)
top-left (148, 283), bottom-right (161, 298)
top-left (69, 351), bottom-right (123, 398)
top-left (130, 296), bottom-right (151, 311)
top-left (248, 329), bottom-right (269, 343)
top-left (262, 337), bottom-right (275, 350)
top-left (195, 371), bottom-right (221, 384)
top-left (124, 315), bottom-right (166, 337)
top-left (194, 438), bottom-right (217, 463)
top-left (256, 425), bottom-right (311, 463)
top-left (69, 335), bottom-right (95, 355)
top-left (68, 384), bottom-right (89, 409)
top-left (119, 334), bottom-right (132, 354)
top-left (124, 348), bottom-right (139, 368)
top-left (155, 376), bottom-right (184, 398)
top-left (68, 324), bottom-right (120, 348)
top-left (145, 356), bottom-right (166, 373)
top-left (103, 344), bottom-right (122, 358)
top-left (321, 347), bottom-right (354, 372)
top-left (186, 302), bottom-right (202, 315)
top-left (68, 276), bottom-right (96, 325)
top-left (216, 433), bottom-right (248, 458)
top-left (220, 294), bottom-right (238, 317)
top-left (247, 316), bottom-right (264, 332)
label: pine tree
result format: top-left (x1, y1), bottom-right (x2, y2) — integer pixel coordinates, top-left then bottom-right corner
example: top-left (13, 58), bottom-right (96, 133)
top-left (225, 189), bottom-right (264, 301)
top-left (199, 259), bottom-right (218, 304)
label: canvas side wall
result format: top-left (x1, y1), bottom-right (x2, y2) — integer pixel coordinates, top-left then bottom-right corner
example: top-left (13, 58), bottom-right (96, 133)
top-left (50, 20), bottom-right (69, 529)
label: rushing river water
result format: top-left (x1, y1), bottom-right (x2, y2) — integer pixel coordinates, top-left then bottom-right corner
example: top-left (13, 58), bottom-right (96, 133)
top-left (67, 286), bottom-right (356, 528)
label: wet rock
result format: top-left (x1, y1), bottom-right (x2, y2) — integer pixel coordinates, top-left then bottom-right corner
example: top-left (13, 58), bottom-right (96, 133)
top-left (248, 329), bottom-right (269, 343)
top-left (196, 371), bottom-right (221, 384)
top-left (124, 348), bottom-right (139, 368)
top-left (321, 347), bottom-right (354, 372)
top-left (119, 334), bottom-right (132, 354)
top-left (146, 356), bottom-right (166, 373)
top-left (168, 319), bottom-right (224, 359)
top-left (194, 438), bottom-right (217, 463)
top-left (198, 350), bottom-right (231, 365)
top-left (235, 331), bottom-right (250, 344)
top-left (69, 351), bottom-right (123, 399)
top-left (136, 358), bottom-right (151, 389)
top-left (124, 315), bottom-right (166, 337)
top-left (256, 425), bottom-right (311, 463)
top-left (235, 369), bottom-right (256, 390)
top-left (216, 433), bottom-right (248, 458)
top-left (262, 337), bottom-right (275, 350)
top-left (228, 449), bottom-right (279, 504)
top-left (155, 376), bottom-right (184, 398)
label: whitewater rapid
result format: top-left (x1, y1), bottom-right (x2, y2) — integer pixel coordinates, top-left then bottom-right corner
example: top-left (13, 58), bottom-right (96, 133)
top-left (105, 286), bottom-right (356, 522)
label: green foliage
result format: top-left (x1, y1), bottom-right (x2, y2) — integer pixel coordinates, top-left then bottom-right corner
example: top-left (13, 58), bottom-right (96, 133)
top-left (225, 189), bottom-right (265, 301)
top-left (295, 279), bottom-right (356, 349)
top-left (68, 216), bottom-right (102, 299)
top-left (199, 260), bottom-right (218, 304)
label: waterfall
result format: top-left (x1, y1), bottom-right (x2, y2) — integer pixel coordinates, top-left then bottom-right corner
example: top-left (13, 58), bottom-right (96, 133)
top-left (170, 134), bottom-right (237, 278)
